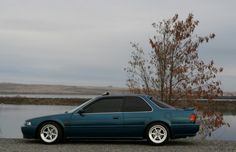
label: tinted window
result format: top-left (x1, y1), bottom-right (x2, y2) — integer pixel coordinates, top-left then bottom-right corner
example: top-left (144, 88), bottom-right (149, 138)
top-left (84, 98), bottom-right (123, 113)
top-left (123, 97), bottom-right (152, 112)
top-left (151, 99), bottom-right (174, 109)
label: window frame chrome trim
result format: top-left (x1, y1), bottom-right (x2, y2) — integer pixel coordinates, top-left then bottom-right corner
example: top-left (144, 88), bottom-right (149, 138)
top-left (74, 96), bottom-right (153, 115)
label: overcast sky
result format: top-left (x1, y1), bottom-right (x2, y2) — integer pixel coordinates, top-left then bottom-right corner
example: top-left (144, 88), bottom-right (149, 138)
top-left (0, 0), bottom-right (235, 91)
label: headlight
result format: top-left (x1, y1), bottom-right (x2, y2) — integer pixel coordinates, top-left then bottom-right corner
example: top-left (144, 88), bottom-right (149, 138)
top-left (25, 121), bottom-right (31, 126)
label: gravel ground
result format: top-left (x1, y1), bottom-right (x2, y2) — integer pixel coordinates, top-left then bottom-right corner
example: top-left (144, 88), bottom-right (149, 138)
top-left (0, 139), bottom-right (236, 152)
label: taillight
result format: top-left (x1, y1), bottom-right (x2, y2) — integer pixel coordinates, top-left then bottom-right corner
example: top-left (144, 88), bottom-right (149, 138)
top-left (189, 114), bottom-right (197, 122)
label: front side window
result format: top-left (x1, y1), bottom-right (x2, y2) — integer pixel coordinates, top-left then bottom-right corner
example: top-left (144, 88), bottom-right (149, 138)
top-left (84, 97), bottom-right (123, 113)
top-left (123, 96), bottom-right (152, 112)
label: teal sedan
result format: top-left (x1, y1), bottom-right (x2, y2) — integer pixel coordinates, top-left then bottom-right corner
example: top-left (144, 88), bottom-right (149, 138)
top-left (21, 94), bottom-right (199, 145)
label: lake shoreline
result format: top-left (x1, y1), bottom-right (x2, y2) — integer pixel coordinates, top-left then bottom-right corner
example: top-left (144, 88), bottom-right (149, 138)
top-left (1, 96), bottom-right (236, 114)
top-left (0, 97), bottom-right (89, 105)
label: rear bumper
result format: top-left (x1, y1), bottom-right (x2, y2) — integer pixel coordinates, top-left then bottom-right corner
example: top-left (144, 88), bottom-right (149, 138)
top-left (171, 123), bottom-right (199, 139)
top-left (21, 126), bottom-right (37, 139)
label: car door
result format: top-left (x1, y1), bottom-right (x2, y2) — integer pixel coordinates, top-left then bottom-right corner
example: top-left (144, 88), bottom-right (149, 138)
top-left (122, 96), bottom-right (153, 138)
top-left (67, 97), bottom-right (124, 138)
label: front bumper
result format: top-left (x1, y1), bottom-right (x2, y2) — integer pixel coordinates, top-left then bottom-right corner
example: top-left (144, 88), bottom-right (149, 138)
top-left (171, 123), bottom-right (200, 139)
top-left (21, 126), bottom-right (37, 139)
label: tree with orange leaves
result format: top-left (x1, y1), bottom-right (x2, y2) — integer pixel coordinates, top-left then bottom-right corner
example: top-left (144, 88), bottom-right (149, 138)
top-left (125, 14), bottom-right (223, 104)
top-left (125, 14), bottom-right (225, 137)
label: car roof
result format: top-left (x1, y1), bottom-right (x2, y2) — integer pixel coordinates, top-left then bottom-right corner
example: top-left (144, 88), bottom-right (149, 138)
top-left (98, 94), bottom-right (151, 98)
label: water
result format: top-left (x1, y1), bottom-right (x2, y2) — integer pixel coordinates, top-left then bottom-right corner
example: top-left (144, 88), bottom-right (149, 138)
top-left (0, 94), bottom-right (96, 99)
top-left (0, 104), bottom-right (235, 140)
top-left (206, 115), bottom-right (236, 140)
top-left (0, 104), bottom-right (75, 138)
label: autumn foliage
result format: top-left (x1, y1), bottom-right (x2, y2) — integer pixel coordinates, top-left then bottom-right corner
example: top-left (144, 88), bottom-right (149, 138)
top-left (125, 14), bottom-right (226, 137)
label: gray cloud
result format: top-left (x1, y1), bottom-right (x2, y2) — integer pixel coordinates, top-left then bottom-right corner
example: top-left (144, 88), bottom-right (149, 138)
top-left (0, 0), bottom-right (236, 90)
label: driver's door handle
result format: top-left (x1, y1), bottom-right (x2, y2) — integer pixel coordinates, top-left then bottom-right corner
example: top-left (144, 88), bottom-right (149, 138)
top-left (113, 116), bottom-right (120, 119)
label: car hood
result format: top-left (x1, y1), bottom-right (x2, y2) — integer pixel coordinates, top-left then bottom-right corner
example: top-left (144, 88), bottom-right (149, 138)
top-left (25, 113), bottom-right (71, 125)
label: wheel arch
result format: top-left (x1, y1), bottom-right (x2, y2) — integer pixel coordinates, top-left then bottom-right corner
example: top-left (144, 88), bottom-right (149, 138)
top-left (144, 121), bottom-right (172, 139)
top-left (35, 120), bottom-right (64, 139)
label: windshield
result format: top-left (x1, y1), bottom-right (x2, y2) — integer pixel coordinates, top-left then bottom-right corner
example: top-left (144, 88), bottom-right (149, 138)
top-left (66, 98), bottom-right (94, 113)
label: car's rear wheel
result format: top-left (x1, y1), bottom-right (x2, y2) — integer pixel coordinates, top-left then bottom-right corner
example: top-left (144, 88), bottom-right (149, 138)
top-left (146, 123), bottom-right (169, 145)
top-left (39, 122), bottom-right (62, 144)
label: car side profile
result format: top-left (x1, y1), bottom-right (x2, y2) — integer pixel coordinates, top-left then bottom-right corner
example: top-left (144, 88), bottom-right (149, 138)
top-left (21, 94), bottom-right (199, 145)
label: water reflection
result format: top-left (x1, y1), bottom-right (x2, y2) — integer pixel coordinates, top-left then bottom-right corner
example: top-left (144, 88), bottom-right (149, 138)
top-left (0, 94), bottom-right (96, 99)
top-left (0, 127), bottom-right (2, 137)
top-left (0, 104), bottom-right (74, 138)
top-left (206, 115), bottom-right (236, 140)
top-left (0, 104), bottom-right (235, 140)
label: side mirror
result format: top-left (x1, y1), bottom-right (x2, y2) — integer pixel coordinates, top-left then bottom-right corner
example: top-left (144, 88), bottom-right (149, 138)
top-left (78, 109), bottom-right (85, 115)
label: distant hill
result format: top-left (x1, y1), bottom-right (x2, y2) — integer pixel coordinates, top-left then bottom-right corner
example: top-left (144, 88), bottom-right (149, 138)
top-left (1, 82), bottom-right (235, 97)
top-left (0, 83), bottom-right (129, 95)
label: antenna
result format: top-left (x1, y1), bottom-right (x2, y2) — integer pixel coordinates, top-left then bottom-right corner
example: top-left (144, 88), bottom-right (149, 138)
top-left (102, 91), bottom-right (110, 96)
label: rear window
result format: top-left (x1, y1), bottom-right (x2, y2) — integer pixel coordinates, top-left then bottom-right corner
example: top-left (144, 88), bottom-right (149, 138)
top-left (151, 99), bottom-right (174, 109)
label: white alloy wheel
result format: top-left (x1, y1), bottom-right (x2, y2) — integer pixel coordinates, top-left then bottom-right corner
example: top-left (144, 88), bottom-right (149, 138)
top-left (148, 124), bottom-right (168, 144)
top-left (40, 124), bottom-right (59, 143)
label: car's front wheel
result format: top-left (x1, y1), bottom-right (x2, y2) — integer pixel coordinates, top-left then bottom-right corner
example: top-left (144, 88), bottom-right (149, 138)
top-left (38, 122), bottom-right (62, 144)
top-left (146, 123), bottom-right (169, 145)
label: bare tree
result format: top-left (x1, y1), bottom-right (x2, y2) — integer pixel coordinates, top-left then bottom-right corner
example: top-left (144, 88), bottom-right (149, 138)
top-left (125, 14), bottom-right (226, 137)
top-left (125, 14), bottom-right (223, 103)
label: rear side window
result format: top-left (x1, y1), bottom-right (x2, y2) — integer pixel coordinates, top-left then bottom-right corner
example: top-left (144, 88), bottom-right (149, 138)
top-left (123, 96), bottom-right (152, 112)
top-left (84, 97), bottom-right (123, 113)
top-left (151, 99), bottom-right (174, 109)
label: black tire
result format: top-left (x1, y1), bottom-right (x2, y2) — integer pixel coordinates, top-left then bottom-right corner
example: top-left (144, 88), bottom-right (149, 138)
top-left (146, 122), bottom-right (169, 145)
top-left (38, 122), bottom-right (63, 144)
